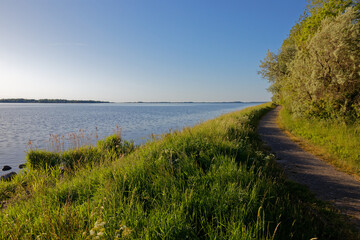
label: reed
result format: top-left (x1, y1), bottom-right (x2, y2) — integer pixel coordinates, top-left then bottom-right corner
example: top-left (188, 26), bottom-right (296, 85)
top-left (25, 125), bottom-right (135, 171)
top-left (26, 135), bottom-right (135, 171)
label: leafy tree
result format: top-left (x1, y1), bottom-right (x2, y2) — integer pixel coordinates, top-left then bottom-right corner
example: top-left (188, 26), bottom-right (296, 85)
top-left (288, 7), bottom-right (360, 120)
top-left (296, 0), bottom-right (356, 44)
top-left (259, 0), bottom-right (360, 122)
top-left (258, 39), bottom-right (296, 104)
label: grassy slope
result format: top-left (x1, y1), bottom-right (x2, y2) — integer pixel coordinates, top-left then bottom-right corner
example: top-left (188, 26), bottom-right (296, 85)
top-left (0, 103), bottom-right (358, 239)
top-left (278, 108), bottom-right (360, 177)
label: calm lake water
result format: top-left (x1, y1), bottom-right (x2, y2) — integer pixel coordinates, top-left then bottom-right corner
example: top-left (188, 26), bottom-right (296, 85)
top-left (0, 102), bottom-right (262, 173)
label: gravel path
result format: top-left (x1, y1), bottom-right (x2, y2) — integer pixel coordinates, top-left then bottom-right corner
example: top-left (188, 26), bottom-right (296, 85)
top-left (258, 106), bottom-right (360, 229)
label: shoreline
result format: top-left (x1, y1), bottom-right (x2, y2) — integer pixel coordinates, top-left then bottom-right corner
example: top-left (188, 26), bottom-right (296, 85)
top-left (1, 103), bottom-right (358, 238)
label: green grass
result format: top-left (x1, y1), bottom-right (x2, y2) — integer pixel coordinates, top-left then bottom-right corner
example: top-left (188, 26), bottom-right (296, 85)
top-left (27, 134), bottom-right (135, 170)
top-left (279, 107), bottom-right (360, 177)
top-left (0, 103), bottom-right (358, 239)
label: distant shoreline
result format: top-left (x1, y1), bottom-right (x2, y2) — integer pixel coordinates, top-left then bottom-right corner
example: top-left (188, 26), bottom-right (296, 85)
top-left (0, 98), bottom-right (111, 104)
top-left (0, 99), bottom-right (267, 104)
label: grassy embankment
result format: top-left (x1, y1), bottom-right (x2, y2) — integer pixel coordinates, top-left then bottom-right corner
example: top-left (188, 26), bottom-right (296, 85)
top-left (278, 108), bottom-right (360, 178)
top-left (0, 103), bottom-right (358, 239)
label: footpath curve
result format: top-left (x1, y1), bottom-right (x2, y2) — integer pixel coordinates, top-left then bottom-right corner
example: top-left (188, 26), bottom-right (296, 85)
top-left (258, 106), bottom-right (360, 229)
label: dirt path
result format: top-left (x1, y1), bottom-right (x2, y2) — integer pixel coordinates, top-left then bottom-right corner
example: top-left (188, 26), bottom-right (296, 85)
top-left (258, 106), bottom-right (360, 229)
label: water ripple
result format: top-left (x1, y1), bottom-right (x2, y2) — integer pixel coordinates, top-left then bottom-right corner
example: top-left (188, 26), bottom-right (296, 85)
top-left (0, 102), bottom-right (261, 172)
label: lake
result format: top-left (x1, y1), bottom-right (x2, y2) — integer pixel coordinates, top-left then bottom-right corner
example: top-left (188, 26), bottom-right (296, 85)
top-left (0, 102), bottom-right (262, 173)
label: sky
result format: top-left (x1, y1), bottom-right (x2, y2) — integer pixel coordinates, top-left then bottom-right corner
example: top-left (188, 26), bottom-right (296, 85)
top-left (0, 0), bottom-right (307, 102)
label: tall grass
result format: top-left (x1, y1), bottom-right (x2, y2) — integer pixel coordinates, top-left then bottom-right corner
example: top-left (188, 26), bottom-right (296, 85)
top-left (0, 130), bottom-right (135, 207)
top-left (27, 126), bottom-right (135, 170)
top-left (0, 103), bottom-right (358, 239)
top-left (278, 108), bottom-right (360, 176)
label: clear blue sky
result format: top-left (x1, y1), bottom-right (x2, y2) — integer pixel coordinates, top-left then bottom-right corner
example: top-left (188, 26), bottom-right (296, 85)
top-left (0, 0), bottom-right (306, 102)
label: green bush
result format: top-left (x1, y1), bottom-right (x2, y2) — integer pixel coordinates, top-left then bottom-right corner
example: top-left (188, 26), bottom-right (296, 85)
top-left (97, 135), bottom-right (135, 155)
top-left (26, 150), bottom-right (61, 169)
top-left (26, 135), bottom-right (135, 170)
top-left (259, 1), bottom-right (360, 122)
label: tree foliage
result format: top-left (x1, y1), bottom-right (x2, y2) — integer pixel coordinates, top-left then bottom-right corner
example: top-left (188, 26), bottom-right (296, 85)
top-left (259, 0), bottom-right (360, 122)
top-left (296, 0), bottom-right (355, 44)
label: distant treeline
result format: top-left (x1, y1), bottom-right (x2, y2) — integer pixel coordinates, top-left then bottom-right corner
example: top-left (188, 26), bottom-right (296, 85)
top-left (0, 98), bottom-right (110, 103)
top-left (259, 0), bottom-right (360, 123)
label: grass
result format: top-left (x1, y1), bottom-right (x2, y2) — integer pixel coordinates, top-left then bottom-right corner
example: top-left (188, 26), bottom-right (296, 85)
top-left (0, 103), bottom-right (358, 239)
top-left (278, 107), bottom-right (360, 178)
top-left (27, 134), bottom-right (135, 170)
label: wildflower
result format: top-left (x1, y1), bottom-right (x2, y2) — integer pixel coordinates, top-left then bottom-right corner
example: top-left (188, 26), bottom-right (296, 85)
top-left (94, 219), bottom-right (106, 230)
top-left (122, 227), bottom-right (132, 237)
top-left (36, 233), bottom-right (47, 239)
top-left (118, 222), bottom-right (132, 238)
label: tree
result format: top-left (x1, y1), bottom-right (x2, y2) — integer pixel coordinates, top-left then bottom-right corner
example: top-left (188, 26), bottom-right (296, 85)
top-left (289, 7), bottom-right (360, 120)
top-left (259, 0), bottom-right (360, 122)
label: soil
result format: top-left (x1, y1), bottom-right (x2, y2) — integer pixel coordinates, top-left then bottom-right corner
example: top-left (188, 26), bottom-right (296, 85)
top-left (258, 106), bottom-right (360, 230)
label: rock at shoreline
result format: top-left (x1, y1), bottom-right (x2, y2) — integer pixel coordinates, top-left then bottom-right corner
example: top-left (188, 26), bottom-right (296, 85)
top-left (0, 172), bottom-right (16, 181)
top-left (2, 165), bottom-right (11, 171)
top-left (19, 164), bottom-right (26, 169)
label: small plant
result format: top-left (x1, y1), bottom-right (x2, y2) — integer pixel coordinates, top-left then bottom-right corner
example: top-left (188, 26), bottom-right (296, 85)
top-left (114, 222), bottom-right (133, 239)
top-left (84, 218), bottom-right (106, 239)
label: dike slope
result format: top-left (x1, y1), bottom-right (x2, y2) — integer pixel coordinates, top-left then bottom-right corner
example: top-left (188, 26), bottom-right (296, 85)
top-left (258, 106), bottom-right (360, 229)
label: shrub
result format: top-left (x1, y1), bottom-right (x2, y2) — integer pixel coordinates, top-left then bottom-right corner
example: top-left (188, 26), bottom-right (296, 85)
top-left (26, 134), bottom-right (135, 170)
